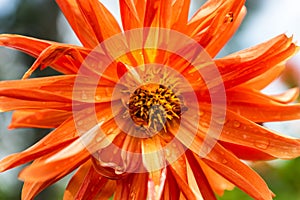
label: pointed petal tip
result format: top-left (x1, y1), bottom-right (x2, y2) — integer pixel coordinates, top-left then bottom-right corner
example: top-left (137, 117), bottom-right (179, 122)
top-left (0, 156), bottom-right (14, 173)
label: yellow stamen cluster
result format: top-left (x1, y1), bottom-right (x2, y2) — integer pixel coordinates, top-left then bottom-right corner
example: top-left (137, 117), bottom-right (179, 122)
top-left (128, 84), bottom-right (184, 132)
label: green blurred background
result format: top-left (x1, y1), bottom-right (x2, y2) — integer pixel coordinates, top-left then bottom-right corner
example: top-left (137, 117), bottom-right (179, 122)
top-left (0, 0), bottom-right (300, 199)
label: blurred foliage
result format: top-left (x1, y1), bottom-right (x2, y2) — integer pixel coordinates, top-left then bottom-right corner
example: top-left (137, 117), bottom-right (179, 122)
top-left (0, 0), bottom-right (64, 199)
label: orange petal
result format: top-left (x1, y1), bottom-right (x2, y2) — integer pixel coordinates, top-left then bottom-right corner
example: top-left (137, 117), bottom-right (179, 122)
top-left (22, 44), bottom-right (85, 79)
top-left (22, 154), bottom-right (72, 200)
top-left (0, 34), bottom-right (50, 57)
top-left (270, 87), bottom-right (299, 103)
top-left (9, 109), bottom-right (71, 129)
top-left (227, 88), bottom-right (300, 122)
top-left (204, 143), bottom-right (273, 200)
top-left (186, 150), bottom-right (216, 200)
top-left (22, 179), bottom-right (59, 200)
top-left (199, 159), bottom-right (235, 196)
top-left (0, 75), bottom-right (116, 106)
top-left (142, 136), bottom-right (166, 172)
top-left (120, 135), bottom-right (143, 173)
top-left (144, 0), bottom-right (172, 28)
top-left (167, 152), bottom-right (197, 200)
top-left (94, 180), bottom-right (116, 200)
top-left (227, 87), bottom-right (299, 105)
top-left (161, 168), bottom-right (180, 199)
top-left (0, 34), bottom-right (86, 74)
top-left (215, 34), bottom-right (297, 89)
top-left (114, 173), bottom-right (148, 200)
top-left (170, 0), bottom-right (190, 31)
top-left (0, 75), bottom-right (74, 103)
top-left (187, 0), bottom-right (227, 36)
top-left (147, 168), bottom-right (167, 200)
top-left (192, 0), bottom-right (245, 57)
top-left (0, 96), bottom-right (72, 112)
top-left (0, 117), bottom-right (77, 172)
top-left (75, 0), bottom-right (122, 43)
top-left (18, 138), bottom-right (90, 182)
top-left (55, 0), bottom-right (99, 48)
top-left (64, 160), bottom-right (92, 200)
top-left (219, 110), bottom-right (300, 159)
top-left (64, 160), bottom-right (115, 200)
top-left (220, 141), bottom-right (275, 161)
top-left (203, 6), bottom-right (246, 57)
top-left (242, 64), bottom-right (286, 90)
top-left (120, 0), bottom-right (145, 30)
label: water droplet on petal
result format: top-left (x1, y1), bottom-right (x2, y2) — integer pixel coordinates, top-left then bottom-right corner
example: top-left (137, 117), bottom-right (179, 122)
top-left (113, 148), bottom-right (118, 155)
top-left (95, 95), bottom-right (102, 101)
top-left (242, 134), bottom-right (247, 139)
top-left (254, 140), bottom-right (270, 150)
top-left (172, 143), bottom-right (177, 148)
top-left (81, 91), bottom-right (88, 100)
top-left (130, 192), bottom-right (136, 200)
top-left (96, 137), bottom-right (102, 142)
top-left (222, 159), bottom-right (228, 164)
top-left (233, 120), bottom-right (240, 128)
top-left (165, 149), bottom-right (171, 157)
top-left (77, 120), bottom-right (83, 126)
top-left (199, 110), bottom-right (204, 116)
top-left (90, 186), bottom-right (95, 192)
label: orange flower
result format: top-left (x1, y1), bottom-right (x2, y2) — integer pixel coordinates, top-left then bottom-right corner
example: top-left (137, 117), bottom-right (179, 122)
top-left (0, 0), bottom-right (300, 200)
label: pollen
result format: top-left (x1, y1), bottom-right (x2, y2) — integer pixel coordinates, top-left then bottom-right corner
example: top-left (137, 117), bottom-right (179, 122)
top-left (128, 83), bottom-right (184, 132)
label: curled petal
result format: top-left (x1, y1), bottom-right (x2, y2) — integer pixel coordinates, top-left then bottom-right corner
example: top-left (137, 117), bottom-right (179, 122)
top-left (227, 88), bottom-right (300, 122)
top-left (0, 34), bottom-right (50, 57)
top-left (215, 34), bottom-right (297, 89)
top-left (228, 87), bottom-right (299, 105)
top-left (270, 87), bottom-right (299, 103)
top-left (22, 44), bottom-right (84, 79)
top-left (0, 34), bottom-right (87, 74)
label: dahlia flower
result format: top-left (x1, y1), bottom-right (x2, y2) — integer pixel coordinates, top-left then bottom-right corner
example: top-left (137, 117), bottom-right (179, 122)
top-left (0, 0), bottom-right (299, 200)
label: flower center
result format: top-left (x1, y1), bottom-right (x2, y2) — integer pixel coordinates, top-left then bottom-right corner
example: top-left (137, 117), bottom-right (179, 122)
top-left (128, 83), bottom-right (183, 132)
